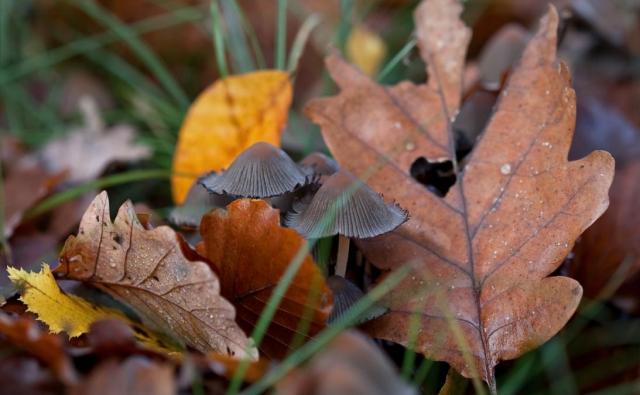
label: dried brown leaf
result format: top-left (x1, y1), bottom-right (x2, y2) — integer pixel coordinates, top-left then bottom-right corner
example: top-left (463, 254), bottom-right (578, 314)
top-left (306, 0), bottom-right (614, 387)
top-left (56, 192), bottom-right (255, 359)
top-left (197, 199), bottom-right (332, 359)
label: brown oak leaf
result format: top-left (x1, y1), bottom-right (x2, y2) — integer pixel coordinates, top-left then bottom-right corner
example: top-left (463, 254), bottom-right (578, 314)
top-left (197, 199), bottom-right (333, 359)
top-left (56, 192), bottom-right (255, 359)
top-left (305, 0), bottom-right (614, 389)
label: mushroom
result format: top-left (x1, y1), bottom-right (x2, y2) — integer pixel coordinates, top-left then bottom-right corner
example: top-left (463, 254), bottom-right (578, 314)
top-left (299, 152), bottom-right (339, 178)
top-left (199, 142), bottom-right (309, 198)
top-left (327, 276), bottom-right (387, 324)
top-left (169, 175), bottom-right (234, 230)
top-left (286, 168), bottom-right (407, 277)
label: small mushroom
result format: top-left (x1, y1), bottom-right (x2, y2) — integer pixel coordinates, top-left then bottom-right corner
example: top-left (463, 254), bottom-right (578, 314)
top-left (169, 176), bottom-right (234, 229)
top-left (286, 169), bottom-right (407, 276)
top-left (327, 276), bottom-right (387, 324)
top-left (299, 152), bottom-right (339, 178)
top-left (199, 142), bottom-right (309, 198)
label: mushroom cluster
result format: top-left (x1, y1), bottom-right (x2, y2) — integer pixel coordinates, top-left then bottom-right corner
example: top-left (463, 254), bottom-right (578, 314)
top-left (169, 141), bottom-right (407, 322)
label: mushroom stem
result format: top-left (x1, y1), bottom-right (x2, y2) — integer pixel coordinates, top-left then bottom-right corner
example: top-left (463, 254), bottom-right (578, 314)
top-left (336, 235), bottom-right (350, 277)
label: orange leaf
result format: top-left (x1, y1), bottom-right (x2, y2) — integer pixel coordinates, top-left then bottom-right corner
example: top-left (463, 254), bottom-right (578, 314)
top-left (172, 71), bottom-right (293, 203)
top-left (305, 1), bottom-right (614, 389)
top-left (198, 199), bottom-right (332, 359)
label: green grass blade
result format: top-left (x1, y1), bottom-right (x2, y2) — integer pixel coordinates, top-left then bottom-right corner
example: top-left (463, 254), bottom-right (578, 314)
top-left (275, 0), bottom-right (287, 69)
top-left (65, 0), bottom-right (189, 109)
top-left (26, 169), bottom-right (171, 219)
top-left (336, 0), bottom-right (353, 52)
top-left (377, 37), bottom-right (416, 82)
top-left (0, 6), bottom-right (205, 86)
top-left (210, 1), bottom-right (229, 78)
top-left (221, 0), bottom-right (256, 73)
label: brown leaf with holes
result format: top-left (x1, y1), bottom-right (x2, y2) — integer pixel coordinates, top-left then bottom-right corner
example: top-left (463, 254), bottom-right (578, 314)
top-left (56, 192), bottom-right (256, 360)
top-left (197, 199), bottom-right (332, 359)
top-left (0, 313), bottom-right (77, 385)
top-left (305, 0), bottom-right (614, 388)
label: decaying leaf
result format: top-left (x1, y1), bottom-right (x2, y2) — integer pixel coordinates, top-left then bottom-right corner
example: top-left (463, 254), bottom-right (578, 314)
top-left (277, 330), bottom-right (416, 395)
top-left (306, 0), bottom-right (614, 387)
top-left (8, 264), bottom-right (180, 355)
top-left (71, 356), bottom-right (175, 395)
top-left (171, 71), bottom-right (292, 203)
top-left (0, 312), bottom-right (77, 385)
top-left (56, 192), bottom-right (256, 359)
top-left (197, 199), bottom-right (332, 359)
top-left (40, 97), bottom-right (151, 183)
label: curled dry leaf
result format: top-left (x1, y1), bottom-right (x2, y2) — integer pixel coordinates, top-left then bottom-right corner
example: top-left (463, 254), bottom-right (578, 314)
top-left (277, 330), bottom-right (416, 395)
top-left (172, 71), bottom-right (293, 203)
top-left (56, 192), bottom-right (256, 359)
top-left (305, 0), bottom-right (614, 387)
top-left (197, 199), bottom-right (332, 359)
top-left (40, 97), bottom-right (151, 184)
top-left (0, 312), bottom-right (77, 385)
top-left (71, 356), bottom-right (175, 395)
top-left (8, 264), bottom-right (181, 355)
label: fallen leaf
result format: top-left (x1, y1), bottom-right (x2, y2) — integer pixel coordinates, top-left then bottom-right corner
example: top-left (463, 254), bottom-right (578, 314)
top-left (8, 264), bottom-right (121, 338)
top-left (0, 313), bottom-right (77, 385)
top-left (7, 264), bottom-right (179, 355)
top-left (40, 97), bottom-right (151, 183)
top-left (197, 199), bottom-right (332, 359)
top-left (305, 1), bottom-right (614, 387)
top-left (276, 330), bottom-right (416, 395)
top-left (570, 161), bottom-right (640, 301)
top-left (171, 71), bottom-right (292, 203)
top-left (71, 356), bottom-right (175, 395)
top-left (346, 25), bottom-right (388, 77)
top-left (56, 192), bottom-right (255, 359)
top-left (3, 163), bottom-right (65, 239)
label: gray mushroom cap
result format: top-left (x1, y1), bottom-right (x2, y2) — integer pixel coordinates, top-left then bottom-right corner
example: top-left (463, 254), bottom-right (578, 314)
top-left (285, 169), bottom-right (408, 239)
top-left (198, 142), bottom-right (308, 198)
top-left (327, 276), bottom-right (387, 324)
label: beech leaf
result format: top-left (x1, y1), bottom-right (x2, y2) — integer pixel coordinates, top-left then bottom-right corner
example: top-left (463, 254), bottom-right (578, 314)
top-left (171, 71), bottom-right (292, 203)
top-left (56, 192), bottom-right (256, 360)
top-left (197, 199), bottom-right (333, 359)
top-left (305, 0), bottom-right (614, 387)
top-left (8, 264), bottom-right (181, 355)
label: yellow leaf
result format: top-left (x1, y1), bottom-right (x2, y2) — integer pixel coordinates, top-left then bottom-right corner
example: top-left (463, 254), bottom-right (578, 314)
top-left (346, 26), bottom-right (387, 77)
top-left (7, 264), bottom-right (181, 355)
top-left (171, 70), bottom-right (293, 203)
